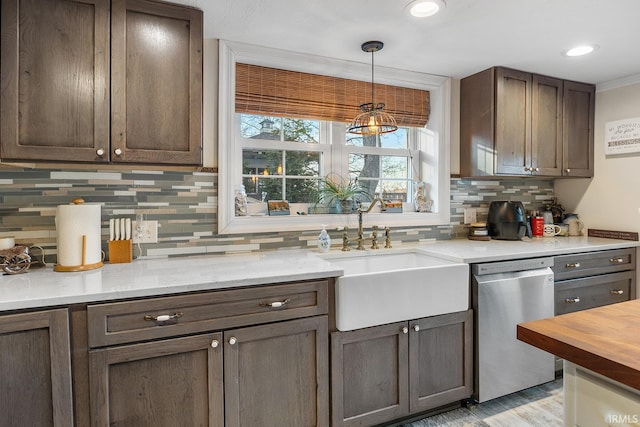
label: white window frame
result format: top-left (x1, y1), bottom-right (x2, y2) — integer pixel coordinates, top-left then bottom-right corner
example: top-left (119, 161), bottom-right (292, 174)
top-left (218, 40), bottom-right (451, 235)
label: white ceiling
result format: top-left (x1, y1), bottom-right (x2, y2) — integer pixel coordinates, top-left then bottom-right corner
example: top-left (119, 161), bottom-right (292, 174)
top-left (175, 0), bottom-right (640, 85)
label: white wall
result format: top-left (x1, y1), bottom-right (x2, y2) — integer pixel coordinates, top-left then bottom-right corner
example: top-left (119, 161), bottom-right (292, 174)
top-left (555, 81), bottom-right (640, 235)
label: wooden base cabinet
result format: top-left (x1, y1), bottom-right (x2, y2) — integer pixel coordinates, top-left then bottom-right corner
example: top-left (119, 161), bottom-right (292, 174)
top-left (0, 309), bottom-right (74, 427)
top-left (553, 248), bottom-right (636, 315)
top-left (224, 316), bottom-right (329, 427)
top-left (89, 333), bottom-right (224, 427)
top-left (331, 310), bottom-right (473, 427)
top-left (89, 316), bottom-right (328, 427)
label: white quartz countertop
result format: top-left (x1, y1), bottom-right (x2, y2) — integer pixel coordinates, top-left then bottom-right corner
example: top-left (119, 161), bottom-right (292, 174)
top-left (0, 250), bottom-right (343, 311)
top-left (415, 236), bottom-right (640, 263)
top-left (1, 236), bottom-right (637, 312)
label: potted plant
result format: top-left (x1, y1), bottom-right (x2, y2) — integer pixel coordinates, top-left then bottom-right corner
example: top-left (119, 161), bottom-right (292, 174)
top-left (317, 175), bottom-right (372, 213)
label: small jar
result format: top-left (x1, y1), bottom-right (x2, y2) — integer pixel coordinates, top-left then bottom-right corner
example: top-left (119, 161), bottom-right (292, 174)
top-left (234, 185), bottom-right (248, 216)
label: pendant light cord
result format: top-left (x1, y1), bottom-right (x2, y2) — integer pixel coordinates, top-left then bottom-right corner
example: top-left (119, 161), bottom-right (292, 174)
top-left (371, 49), bottom-right (375, 106)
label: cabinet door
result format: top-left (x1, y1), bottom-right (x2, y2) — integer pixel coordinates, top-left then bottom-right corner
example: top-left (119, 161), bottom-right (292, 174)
top-left (111, 0), bottom-right (202, 165)
top-left (531, 75), bottom-right (563, 176)
top-left (0, 309), bottom-right (74, 426)
top-left (331, 322), bottom-right (409, 427)
top-left (89, 332), bottom-right (224, 427)
top-left (495, 68), bottom-right (532, 175)
top-left (563, 81), bottom-right (595, 177)
top-left (409, 310), bottom-right (473, 413)
top-left (0, 0), bottom-right (110, 162)
top-left (225, 316), bottom-right (329, 427)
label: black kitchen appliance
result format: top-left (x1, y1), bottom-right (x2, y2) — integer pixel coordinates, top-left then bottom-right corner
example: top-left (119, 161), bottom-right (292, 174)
top-left (487, 201), bottom-right (529, 240)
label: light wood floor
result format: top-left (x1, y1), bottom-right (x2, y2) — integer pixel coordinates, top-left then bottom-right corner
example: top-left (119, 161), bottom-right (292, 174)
top-left (403, 378), bottom-right (563, 427)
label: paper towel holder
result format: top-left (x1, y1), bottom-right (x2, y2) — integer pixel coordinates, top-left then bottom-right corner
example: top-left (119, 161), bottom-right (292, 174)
top-left (53, 235), bottom-right (104, 272)
top-left (54, 198), bottom-right (104, 272)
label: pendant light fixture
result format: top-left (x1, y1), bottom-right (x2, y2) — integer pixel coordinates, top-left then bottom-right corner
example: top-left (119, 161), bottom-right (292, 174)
top-left (348, 41), bottom-right (398, 135)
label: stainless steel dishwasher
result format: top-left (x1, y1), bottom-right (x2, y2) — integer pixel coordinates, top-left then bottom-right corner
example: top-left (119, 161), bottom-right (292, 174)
top-left (472, 257), bottom-right (555, 403)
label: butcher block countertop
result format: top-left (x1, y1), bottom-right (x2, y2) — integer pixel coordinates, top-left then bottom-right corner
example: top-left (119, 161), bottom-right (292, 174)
top-left (517, 299), bottom-right (640, 391)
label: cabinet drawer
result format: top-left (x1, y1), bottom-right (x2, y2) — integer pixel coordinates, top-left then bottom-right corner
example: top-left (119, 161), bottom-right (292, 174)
top-left (555, 271), bottom-right (634, 315)
top-left (87, 280), bottom-right (328, 347)
top-left (553, 248), bottom-right (635, 280)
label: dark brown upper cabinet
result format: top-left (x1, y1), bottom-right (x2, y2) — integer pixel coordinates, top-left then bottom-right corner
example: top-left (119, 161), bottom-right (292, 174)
top-left (460, 67), bottom-right (594, 178)
top-left (0, 0), bottom-right (202, 165)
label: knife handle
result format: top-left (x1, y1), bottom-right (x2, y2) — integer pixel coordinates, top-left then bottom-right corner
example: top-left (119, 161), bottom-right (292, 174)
top-left (125, 218), bottom-right (131, 240)
top-left (109, 218), bottom-right (115, 241)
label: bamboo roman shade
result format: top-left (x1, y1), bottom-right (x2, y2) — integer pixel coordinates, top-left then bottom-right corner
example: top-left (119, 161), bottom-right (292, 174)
top-left (235, 63), bottom-right (430, 128)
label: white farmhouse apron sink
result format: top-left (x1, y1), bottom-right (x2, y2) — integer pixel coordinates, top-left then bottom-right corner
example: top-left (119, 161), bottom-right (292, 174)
top-left (325, 251), bottom-right (469, 331)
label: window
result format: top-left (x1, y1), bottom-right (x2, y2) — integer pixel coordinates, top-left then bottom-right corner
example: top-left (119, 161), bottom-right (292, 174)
top-left (218, 41), bottom-right (451, 234)
top-left (240, 115), bottom-right (323, 204)
top-left (345, 128), bottom-right (413, 203)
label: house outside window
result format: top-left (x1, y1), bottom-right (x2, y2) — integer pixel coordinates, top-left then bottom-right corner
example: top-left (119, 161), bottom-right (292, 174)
top-left (218, 41), bottom-right (452, 234)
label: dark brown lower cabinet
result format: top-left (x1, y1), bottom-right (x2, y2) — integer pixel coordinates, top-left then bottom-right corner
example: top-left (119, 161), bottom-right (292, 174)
top-left (89, 316), bottom-right (328, 427)
top-left (224, 316), bottom-right (329, 427)
top-left (0, 309), bottom-right (74, 426)
top-left (331, 310), bottom-right (473, 427)
top-left (89, 332), bottom-right (224, 427)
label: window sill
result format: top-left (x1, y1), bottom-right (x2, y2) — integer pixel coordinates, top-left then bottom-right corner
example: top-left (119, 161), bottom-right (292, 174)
top-left (218, 210), bottom-right (450, 235)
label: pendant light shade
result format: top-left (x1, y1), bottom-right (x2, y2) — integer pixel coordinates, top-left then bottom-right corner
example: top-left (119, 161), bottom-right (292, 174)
top-left (348, 41), bottom-right (398, 135)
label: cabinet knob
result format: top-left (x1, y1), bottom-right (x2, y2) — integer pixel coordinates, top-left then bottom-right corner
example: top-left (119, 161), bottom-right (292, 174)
top-left (413, 325), bottom-right (420, 332)
top-left (211, 340), bottom-right (219, 348)
top-left (610, 289), bottom-right (624, 295)
top-left (96, 148), bottom-right (105, 157)
top-left (534, 167), bottom-right (540, 172)
top-left (114, 148), bottom-right (123, 156)
top-left (229, 337), bottom-right (237, 345)
top-left (523, 167), bottom-right (530, 172)
top-left (565, 168), bottom-right (571, 173)
top-left (402, 327), bottom-right (408, 334)
top-left (565, 297), bottom-right (580, 303)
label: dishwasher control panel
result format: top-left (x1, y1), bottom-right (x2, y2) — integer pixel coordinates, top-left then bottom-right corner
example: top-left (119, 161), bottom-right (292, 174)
top-left (472, 257), bottom-right (554, 275)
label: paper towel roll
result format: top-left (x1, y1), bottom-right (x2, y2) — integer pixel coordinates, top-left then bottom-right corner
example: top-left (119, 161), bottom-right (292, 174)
top-left (56, 201), bottom-right (103, 270)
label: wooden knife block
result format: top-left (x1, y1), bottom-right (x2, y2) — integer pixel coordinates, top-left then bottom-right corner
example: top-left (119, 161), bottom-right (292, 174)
top-left (108, 240), bottom-right (132, 263)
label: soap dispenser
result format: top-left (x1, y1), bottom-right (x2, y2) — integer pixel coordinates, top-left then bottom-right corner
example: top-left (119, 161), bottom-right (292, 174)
top-left (317, 225), bottom-right (331, 253)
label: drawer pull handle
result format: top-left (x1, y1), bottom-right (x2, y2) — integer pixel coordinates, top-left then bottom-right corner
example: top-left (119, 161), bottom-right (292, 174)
top-left (565, 297), bottom-right (580, 303)
top-left (610, 289), bottom-right (624, 295)
top-left (144, 312), bottom-right (183, 322)
top-left (565, 262), bottom-right (581, 269)
top-left (609, 257), bottom-right (625, 264)
top-left (259, 298), bottom-right (291, 308)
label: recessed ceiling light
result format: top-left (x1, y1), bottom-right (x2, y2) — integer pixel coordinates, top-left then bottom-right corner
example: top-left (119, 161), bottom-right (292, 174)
top-left (406, 0), bottom-right (446, 18)
top-left (564, 45), bottom-right (598, 57)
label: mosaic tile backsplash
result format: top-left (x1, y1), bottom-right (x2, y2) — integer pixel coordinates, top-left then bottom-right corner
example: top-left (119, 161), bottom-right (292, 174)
top-left (0, 167), bottom-right (554, 263)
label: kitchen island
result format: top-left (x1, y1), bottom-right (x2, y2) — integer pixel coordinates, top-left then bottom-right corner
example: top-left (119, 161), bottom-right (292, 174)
top-left (518, 299), bottom-right (640, 426)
